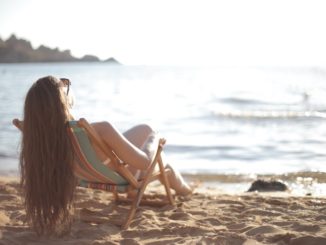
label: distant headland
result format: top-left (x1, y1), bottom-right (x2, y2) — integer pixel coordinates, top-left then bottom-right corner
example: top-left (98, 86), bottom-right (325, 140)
top-left (0, 34), bottom-right (121, 64)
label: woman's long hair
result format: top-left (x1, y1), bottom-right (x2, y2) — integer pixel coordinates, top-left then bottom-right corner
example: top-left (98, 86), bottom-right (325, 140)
top-left (20, 76), bottom-right (76, 235)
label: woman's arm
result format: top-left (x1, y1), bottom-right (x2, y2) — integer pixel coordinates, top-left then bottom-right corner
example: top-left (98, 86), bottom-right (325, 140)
top-left (91, 121), bottom-right (159, 170)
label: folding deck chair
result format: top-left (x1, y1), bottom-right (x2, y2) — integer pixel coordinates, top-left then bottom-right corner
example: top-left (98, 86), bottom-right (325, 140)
top-left (12, 118), bottom-right (175, 229)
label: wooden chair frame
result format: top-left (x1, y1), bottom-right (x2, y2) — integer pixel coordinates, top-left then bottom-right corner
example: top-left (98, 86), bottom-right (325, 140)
top-left (13, 118), bottom-right (175, 229)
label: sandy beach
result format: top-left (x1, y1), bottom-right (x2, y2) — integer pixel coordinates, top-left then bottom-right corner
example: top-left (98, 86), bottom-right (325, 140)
top-left (0, 176), bottom-right (326, 245)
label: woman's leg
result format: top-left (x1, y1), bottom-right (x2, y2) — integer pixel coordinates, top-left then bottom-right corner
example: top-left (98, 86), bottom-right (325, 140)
top-left (160, 153), bottom-right (192, 196)
top-left (94, 122), bottom-right (192, 195)
top-left (91, 122), bottom-right (153, 174)
top-left (123, 124), bottom-right (154, 148)
top-left (123, 125), bottom-right (192, 195)
top-left (122, 124), bottom-right (154, 175)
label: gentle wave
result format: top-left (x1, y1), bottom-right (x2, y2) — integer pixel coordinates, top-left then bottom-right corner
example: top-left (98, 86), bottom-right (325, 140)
top-left (2, 64), bottom-right (326, 176)
top-left (183, 171), bottom-right (326, 183)
top-left (214, 110), bottom-right (326, 120)
top-left (219, 97), bottom-right (270, 105)
top-left (0, 153), bottom-right (17, 159)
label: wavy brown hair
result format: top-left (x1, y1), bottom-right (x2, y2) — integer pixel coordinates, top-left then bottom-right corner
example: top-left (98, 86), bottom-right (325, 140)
top-left (20, 76), bottom-right (76, 235)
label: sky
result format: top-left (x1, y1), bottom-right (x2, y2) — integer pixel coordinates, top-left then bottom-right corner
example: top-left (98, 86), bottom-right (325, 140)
top-left (0, 0), bottom-right (326, 66)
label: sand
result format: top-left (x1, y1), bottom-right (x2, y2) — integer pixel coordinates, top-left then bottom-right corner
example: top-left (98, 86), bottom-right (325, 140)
top-left (1, 176), bottom-right (326, 245)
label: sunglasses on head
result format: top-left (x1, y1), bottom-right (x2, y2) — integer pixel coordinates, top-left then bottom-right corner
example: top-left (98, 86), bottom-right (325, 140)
top-left (60, 78), bottom-right (71, 95)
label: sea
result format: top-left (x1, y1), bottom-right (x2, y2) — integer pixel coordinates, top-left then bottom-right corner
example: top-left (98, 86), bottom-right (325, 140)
top-left (1, 63), bottom-right (326, 195)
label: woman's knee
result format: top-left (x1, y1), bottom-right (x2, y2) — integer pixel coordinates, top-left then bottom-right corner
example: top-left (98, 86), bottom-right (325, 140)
top-left (126, 124), bottom-right (154, 136)
top-left (123, 124), bottom-right (155, 148)
top-left (92, 121), bottom-right (114, 136)
top-left (136, 124), bottom-right (154, 135)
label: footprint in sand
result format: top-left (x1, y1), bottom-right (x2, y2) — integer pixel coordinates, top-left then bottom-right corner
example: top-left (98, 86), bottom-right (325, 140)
top-left (0, 211), bottom-right (10, 226)
top-left (200, 217), bottom-right (222, 226)
top-left (290, 235), bottom-right (326, 245)
top-left (169, 212), bottom-right (193, 221)
top-left (290, 222), bottom-right (320, 232)
top-left (245, 225), bottom-right (283, 236)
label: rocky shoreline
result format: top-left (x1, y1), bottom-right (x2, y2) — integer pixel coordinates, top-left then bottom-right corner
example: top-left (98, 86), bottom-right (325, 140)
top-left (0, 34), bottom-right (120, 64)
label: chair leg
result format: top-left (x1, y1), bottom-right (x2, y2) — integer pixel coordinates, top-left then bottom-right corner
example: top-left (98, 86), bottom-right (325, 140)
top-left (113, 190), bottom-right (119, 201)
top-left (158, 156), bottom-right (175, 205)
top-left (123, 169), bottom-right (156, 229)
top-left (123, 147), bottom-right (175, 228)
top-left (123, 182), bottom-right (148, 229)
top-left (123, 199), bottom-right (138, 229)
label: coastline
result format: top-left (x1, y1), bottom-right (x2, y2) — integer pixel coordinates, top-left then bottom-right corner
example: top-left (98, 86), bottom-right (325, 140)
top-left (2, 158), bottom-right (326, 197)
top-left (183, 172), bottom-right (326, 197)
top-left (1, 176), bottom-right (326, 244)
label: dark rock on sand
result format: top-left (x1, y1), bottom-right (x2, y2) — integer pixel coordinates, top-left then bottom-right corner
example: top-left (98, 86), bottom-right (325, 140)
top-left (247, 179), bottom-right (288, 192)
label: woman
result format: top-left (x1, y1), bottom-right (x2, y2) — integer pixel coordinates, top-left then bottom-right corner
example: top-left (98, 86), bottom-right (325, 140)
top-left (20, 75), bottom-right (192, 235)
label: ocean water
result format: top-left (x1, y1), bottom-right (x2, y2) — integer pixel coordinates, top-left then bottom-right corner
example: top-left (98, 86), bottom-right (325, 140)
top-left (1, 63), bottom-right (326, 181)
